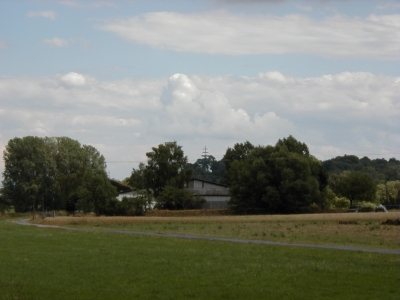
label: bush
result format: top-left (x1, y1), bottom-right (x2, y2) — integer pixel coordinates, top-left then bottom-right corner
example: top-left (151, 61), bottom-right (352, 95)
top-left (156, 186), bottom-right (206, 210)
top-left (333, 196), bottom-right (350, 209)
top-left (357, 201), bottom-right (377, 209)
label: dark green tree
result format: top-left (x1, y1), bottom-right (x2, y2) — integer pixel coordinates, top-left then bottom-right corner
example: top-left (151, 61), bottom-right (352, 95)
top-left (75, 145), bottom-right (117, 215)
top-left (0, 190), bottom-right (11, 214)
top-left (156, 186), bottom-right (204, 210)
top-left (221, 141), bottom-right (254, 185)
top-left (128, 162), bottom-right (146, 189)
top-left (143, 141), bottom-right (193, 201)
top-left (228, 136), bottom-right (328, 214)
top-left (186, 155), bottom-right (226, 183)
top-left (2, 136), bottom-right (51, 212)
top-left (2, 136), bottom-right (116, 214)
top-left (322, 155), bottom-right (400, 183)
top-left (330, 171), bottom-right (376, 207)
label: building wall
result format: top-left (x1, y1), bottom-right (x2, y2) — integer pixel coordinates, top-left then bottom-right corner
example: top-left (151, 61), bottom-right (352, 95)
top-left (188, 179), bottom-right (229, 196)
top-left (116, 191), bottom-right (137, 201)
top-left (202, 196), bottom-right (229, 209)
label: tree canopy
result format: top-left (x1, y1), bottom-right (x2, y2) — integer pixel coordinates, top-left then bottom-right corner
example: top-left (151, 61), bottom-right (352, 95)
top-left (185, 154), bottom-right (225, 183)
top-left (322, 155), bottom-right (400, 183)
top-left (329, 171), bottom-right (376, 207)
top-left (2, 136), bottom-right (117, 214)
top-left (130, 141), bottom-right (194, 209)
top-left (220, 141), bottom-right (254, 185)
top-left (226, 136), bottom-right (328, 213)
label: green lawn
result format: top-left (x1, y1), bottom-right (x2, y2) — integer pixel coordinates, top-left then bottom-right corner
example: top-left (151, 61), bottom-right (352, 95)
top-left (0, 218), bottom-right (399, 300)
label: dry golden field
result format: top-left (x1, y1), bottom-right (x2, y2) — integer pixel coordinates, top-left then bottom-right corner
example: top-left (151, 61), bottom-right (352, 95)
top-left (34, 211), bottom-right (400, 249)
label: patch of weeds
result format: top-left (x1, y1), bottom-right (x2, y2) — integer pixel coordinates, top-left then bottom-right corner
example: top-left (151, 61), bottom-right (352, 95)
top-left (262, 231), bottom-right (266, 237)
top-left (286, 227), bottom-right (292, 231)
top-left (294, 225), bottom-right (298, 228)
top-left (252, 233), bottom-right (258, 237)
top-left (369, 225), bottom-right (380, 231)
top-left (218, 225), bottom-right (222, 230)
top-left (271, 233), bottom-right (277, 238)
top-left (280, 232), bottom-right (285, 238)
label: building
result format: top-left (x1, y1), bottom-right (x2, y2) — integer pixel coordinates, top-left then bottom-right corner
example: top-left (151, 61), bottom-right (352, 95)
top-left (187, 178), bottom-right (230, 209)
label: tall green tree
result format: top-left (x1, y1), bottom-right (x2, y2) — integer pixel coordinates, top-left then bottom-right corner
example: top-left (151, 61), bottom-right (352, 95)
top-left (330, 171), bottom-right (376, 207)
top-left (143, 141), bottom-right (193, 201)
top-left (2, 136), bottom-right (50, 212)
top-left (0, 190), bottom-right (11, 214)
top-left (221, 141), bottom-right (254, 185)
top-left (186, 155), bottom-right (226, 183)
top-left (75, 145), bottom-right (117, 215)
top-left (375, 181), bottom-right (400, 205)
top-left (2, 136), bottom-right (116, 214)
top-left (128, 162), bottom-right (146, 189)
top-left (227, 136), bottom-right (328, 214)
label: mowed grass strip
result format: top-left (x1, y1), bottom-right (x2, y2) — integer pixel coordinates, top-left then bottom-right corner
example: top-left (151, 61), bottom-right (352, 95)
top-left (0, 219), bottom-right (399, 300)
top-left (36, 212), bottom-right (400, 249)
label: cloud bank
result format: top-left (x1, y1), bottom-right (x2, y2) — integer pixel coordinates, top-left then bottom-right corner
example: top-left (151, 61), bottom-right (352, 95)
top-left (0, 71), bottom-right (398, 179)
top-left (99, 11), bottom-right (400, 59)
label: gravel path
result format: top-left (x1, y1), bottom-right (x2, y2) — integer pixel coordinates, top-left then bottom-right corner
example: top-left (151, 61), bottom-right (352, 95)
top-left (14, 219), bottom-right (400, 255)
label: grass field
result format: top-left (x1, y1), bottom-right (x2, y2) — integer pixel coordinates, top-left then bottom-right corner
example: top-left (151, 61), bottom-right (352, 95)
top-left (35, 211), bottom-right (400, 250)
top-left (1, 214), bottom-right (399, 300)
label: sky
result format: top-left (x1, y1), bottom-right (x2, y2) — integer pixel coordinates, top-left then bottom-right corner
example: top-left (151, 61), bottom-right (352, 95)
top-left (0, 0), bottom-right (399, 180)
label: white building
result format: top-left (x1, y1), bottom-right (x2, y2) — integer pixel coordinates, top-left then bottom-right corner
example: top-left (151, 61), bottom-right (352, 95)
top-left (187, 178), bottom-right (230, 209)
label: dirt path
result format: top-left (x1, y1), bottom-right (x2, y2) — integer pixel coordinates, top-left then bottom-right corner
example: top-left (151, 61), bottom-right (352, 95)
top-left (14, 219), bottom-right (400, 255)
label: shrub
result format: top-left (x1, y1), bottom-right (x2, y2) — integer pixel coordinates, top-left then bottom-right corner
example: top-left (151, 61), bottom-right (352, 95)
top-left (333, 196), bottom-right (350, 209)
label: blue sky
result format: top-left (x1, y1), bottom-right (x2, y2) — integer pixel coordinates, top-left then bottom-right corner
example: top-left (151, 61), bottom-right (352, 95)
top-left (0, 0), bottom-right (399, 179)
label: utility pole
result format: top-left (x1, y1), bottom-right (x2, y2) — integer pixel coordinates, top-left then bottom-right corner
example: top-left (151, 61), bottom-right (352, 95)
top-left (202, 146), bottom-right (210, 172)
top-left (202, 146), bottom-right (208, 159)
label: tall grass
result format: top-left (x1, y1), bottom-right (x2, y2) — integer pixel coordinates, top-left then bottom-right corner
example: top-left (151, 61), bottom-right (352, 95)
top-left (37, 211), bottom-right (399, 226)
top-left (32, 212), bottom-right (400, 249)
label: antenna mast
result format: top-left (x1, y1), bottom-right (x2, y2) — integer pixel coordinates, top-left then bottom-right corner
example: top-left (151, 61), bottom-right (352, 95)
top-left (202, 146), bottom-right (209, 159)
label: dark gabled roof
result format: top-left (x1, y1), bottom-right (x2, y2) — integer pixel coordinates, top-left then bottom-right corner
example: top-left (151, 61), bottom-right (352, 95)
top-left (190, 177), bottom-right (228, 188)
top-left (109, 179), bottom-right (135, 193)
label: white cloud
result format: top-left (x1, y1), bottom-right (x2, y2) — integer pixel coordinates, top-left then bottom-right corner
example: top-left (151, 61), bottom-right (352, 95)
top-left (0, 71), bottom-right (398, 179)
top-left (43, 37), bottom-right (70, 47)
top-left (43, 37), bottom-right (90, 49)
top-left (56, 1), bottom-right (117, 9)
top-left (99, 11), bottom-right (400, 59)
top-left (27, 11), bottom-right (57, 20)
top-left (72, 116), bottom-right (141, 127)
top-left (61, 72), bottom-right (87, 86)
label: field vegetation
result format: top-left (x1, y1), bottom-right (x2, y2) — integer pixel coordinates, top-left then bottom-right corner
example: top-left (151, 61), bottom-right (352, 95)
top-left (34, 211), bottom-right (400, 250)
top-left (1, 216), bottom-right (399, 300)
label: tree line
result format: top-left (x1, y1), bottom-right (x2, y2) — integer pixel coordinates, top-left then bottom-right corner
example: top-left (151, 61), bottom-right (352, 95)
top-left (2, 135), bottom-right (399, 215)
top-left (1, 136), bottom-right (117, 215)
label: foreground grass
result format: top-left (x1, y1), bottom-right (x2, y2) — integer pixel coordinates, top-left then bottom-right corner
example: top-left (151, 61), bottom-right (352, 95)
top-left (36, 212), bottom-right (400, 250)
top-left (1, 218), bottom-right (399, 300)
